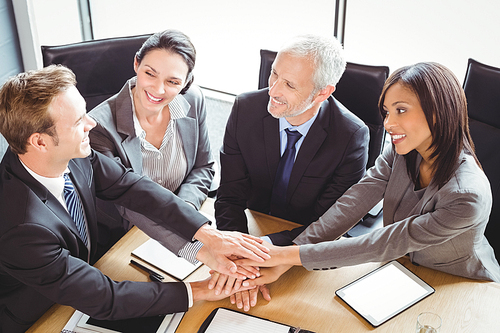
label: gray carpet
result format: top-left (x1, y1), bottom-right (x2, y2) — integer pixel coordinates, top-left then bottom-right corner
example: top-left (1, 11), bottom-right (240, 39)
top-left (204, 96), bottom-right (233, 187)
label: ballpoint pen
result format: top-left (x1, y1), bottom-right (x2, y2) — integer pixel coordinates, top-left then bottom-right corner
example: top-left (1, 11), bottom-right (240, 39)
top-left (130, 259), bottom-right (165, 282)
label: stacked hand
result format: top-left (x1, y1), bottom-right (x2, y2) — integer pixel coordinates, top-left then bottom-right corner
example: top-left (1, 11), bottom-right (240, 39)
top-left (203, 240), bottom-right (300, 310)
top-left (194, 224), bottom-right (270, 279)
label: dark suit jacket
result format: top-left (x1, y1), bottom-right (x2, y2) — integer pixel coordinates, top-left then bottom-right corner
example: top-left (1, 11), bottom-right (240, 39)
top-left (0, 148), bottom-right (208, 333)
top-left (215, 89), bottom-right (369, 244)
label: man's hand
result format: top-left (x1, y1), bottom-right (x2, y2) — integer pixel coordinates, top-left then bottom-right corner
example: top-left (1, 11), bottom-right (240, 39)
top-left (190, 278), bottom-right (254, 303)
top-left (208, 271), bottom-right (245, 295)
top-left (194, 225), bottom-right (270, 278)
top-left (207, 271), bottom-right (271, 311)
top-left (230, 285), bottom-right (271, 311)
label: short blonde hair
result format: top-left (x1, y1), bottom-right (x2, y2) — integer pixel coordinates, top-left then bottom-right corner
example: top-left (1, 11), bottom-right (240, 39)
top-left (0, 65), bottom-right (76, 154)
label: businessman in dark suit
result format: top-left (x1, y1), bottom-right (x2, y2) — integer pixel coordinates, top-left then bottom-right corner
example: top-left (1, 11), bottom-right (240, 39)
top-left (215, 34), bottom-right (369, 247)
top-left (0, 65), bottom-right (266, 332)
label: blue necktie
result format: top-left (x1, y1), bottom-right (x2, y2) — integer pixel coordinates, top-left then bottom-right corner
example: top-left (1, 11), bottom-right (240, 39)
top-left (271, 129), bottom-right (302, 214)
top-left (63, 174), bottom-right (89, 247)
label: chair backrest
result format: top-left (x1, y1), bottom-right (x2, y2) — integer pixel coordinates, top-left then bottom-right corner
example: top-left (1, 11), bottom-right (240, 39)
top-left (463, 58), bottom-right (500, 260)
top-left (42, 34), bottom-right (151, 111)
top-left (258, 49), bottom-right (389, 169)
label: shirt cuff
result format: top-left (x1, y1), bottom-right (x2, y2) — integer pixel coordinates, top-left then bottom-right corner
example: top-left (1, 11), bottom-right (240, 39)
top-left (178, 240), bottom-right (203, 264)
top-left (260, 235), bottom-right (273, 245)
top-left (184, 282), bottom-right (193, 308)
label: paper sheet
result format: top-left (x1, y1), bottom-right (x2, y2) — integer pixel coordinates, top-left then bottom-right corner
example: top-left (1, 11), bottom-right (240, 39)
top-left (132, 239), bottom-right (201, 280)
top-left (204, 308), bottom-right (290, 333)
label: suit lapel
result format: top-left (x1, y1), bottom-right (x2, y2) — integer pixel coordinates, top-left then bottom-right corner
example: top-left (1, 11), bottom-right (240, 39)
top-left (115, 79), bottom-right (143, 173)
top-left (5, 149), bottom-right (90, 257)
top-left (263, 114), bottom-right (280, 182)
top-left (176, 95), bottom-right (196, 173)
top-left (383, 153), bottom-right (415, 225)
top-left (286, 103), bottom-right (328, 202)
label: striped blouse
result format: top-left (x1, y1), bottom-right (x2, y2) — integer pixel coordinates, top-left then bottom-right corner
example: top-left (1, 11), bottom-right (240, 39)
top-left (129, 85), bottom-right (188, 193)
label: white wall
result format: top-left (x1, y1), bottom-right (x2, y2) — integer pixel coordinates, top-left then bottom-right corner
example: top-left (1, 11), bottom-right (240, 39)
top-left (20, 0), bottom-right (500, 91)
top-left (89, 0), bottom-right (336, 95)
top-left (13, 0), bottom-right (83, 70)
top-left (343, 0), bottom-right (500, 83)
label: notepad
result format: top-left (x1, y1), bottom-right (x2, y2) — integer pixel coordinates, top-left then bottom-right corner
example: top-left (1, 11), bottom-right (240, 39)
top-left (197, 308), bottom-right (315, 333)
top-left (132, 239), bottom-right (202, 280)
top-left (335, 261), bottom-right (434, 327)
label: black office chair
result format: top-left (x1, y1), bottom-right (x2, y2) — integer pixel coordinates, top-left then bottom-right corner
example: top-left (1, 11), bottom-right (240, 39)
top-left (463, 58), bottom-right (500, 261)
top-left (258, 50), bottom-right (389, 237)
top-left (42, 34), bottom-right (151, 111)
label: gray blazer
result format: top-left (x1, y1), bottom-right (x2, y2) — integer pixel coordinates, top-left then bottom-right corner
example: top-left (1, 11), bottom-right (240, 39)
top-left (88, 78), bottom-right (214, 253)
top-left (295, 145), bottom-right (500, 282)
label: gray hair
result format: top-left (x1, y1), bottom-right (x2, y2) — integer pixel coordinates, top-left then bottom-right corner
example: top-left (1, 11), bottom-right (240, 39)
top-left (279, 34), bottom-right (346, 91)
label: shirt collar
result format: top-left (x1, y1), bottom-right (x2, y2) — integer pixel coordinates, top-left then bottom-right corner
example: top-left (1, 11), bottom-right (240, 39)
top-left (278, 108), bottom-right (320, 136)
top-left (20, 159), bottom-right (69, 200)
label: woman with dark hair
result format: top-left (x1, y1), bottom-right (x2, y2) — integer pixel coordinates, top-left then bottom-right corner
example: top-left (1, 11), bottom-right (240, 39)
top-left (226, 62), bottom-right (500, 291)
top-left (89, 30), bottom-right (214, 255)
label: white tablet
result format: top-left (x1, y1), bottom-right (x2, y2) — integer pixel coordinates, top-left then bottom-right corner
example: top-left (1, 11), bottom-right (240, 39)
top-left (335, 261), bottom-right (434, 327)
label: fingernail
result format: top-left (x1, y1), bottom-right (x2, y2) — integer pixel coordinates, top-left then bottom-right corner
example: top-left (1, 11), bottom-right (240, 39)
top-left (215, 290), bottom-right (220, 295)
top-left (243, 281), bottom-right (249, 287)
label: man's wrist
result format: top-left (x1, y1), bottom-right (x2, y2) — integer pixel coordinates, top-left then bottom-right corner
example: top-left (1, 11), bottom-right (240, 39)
top-left (184, 282), bottom-right (193, 307)
top-left (193, 223), bottom-right (216, 244)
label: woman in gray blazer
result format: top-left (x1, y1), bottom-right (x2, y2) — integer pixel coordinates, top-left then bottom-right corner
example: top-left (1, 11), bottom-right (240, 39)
top-left (233, 62), bottom-right (500, 289)
top-left (89, 30), bottom-right (214, 255)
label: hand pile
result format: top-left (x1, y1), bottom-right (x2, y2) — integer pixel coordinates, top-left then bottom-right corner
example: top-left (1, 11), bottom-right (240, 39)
top-left (193, 226), bottom-right (297, 310)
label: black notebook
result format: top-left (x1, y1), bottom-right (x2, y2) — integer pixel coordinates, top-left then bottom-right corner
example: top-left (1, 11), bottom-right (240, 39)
top-left (198, 307), bottom-right (314, 333)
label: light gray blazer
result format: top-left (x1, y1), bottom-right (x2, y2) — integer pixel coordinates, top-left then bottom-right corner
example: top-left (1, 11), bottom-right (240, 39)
top-left (88, 78), bottom-right (214, 253)
top-left (295, 145), bottom-right (500, 282)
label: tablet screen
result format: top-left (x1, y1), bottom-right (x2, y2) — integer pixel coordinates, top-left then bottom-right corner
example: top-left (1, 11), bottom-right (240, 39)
top-left (335, 261), bottom-right (434, 327)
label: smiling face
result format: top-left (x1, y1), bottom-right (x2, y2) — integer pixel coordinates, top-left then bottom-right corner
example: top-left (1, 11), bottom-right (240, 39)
top-left (133, 49), bottom-right (189, 115)
top-left (48, 86), bottom-right (96, 163)
top-left (383, 82), bottom-right (433, 160)
top-left (267, 52), bottom-right (320, 124)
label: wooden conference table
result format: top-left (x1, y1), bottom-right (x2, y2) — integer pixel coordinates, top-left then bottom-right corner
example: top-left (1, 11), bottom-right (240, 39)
top-left (28, 199), bottom-right (500, 333)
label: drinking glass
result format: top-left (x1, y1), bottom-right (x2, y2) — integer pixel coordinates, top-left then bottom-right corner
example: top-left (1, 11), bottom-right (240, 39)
top-left (416, 312), bottom-right (441, 333)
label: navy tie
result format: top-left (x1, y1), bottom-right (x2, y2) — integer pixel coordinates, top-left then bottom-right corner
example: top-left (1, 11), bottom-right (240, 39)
top-left (271, 129), bottom-right (302, 214)
top-left (63, 174), bottom-right (88, 247)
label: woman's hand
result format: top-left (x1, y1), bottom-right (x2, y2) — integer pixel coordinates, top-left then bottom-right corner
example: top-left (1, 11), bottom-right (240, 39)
top-left (242, 265), bottom-right (293, 288)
